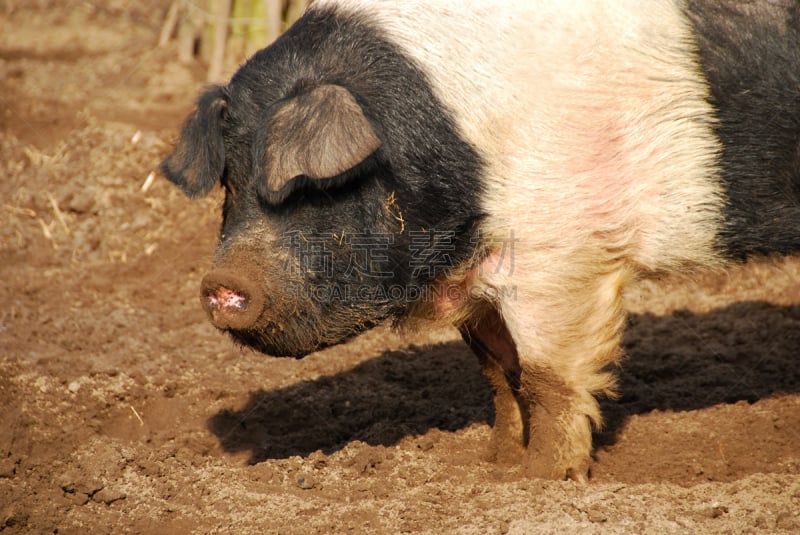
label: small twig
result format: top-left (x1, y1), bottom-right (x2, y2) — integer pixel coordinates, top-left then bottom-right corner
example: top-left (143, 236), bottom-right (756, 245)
top-left (384, 191), bottom-right (406, 234)
top-left (129, 405), bottom-right (145, 426)
top-left (3, 204), bottom-right (37, 218)
top-left (141, 171), bottom-right (156, 193)
top-left (23, 146), bottom-right (46, 167)
top-left (47, 192), bottom-right (70, 236)
top-left (37, 219), bottom-right (57, 249)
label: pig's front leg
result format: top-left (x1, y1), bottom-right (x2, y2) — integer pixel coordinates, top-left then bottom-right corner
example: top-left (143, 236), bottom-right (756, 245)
top-left (475, 254), bottom-right (630, 481)
top-left (459, 306), bottom-right (526, 464)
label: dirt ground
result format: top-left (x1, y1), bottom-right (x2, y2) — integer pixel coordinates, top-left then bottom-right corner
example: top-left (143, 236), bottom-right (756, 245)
top-left (1, 2), bottom-right (799, 533)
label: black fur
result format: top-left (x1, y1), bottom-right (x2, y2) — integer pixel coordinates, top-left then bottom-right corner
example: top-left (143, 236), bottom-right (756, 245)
top-left (160, 86), bottom-right (229, 198)
top-left (223, 7), bottom-right (485, 245)
top-left (223, 6), bottom-right (486, 282)
top-left (686, 0), bottom-right (800, 258)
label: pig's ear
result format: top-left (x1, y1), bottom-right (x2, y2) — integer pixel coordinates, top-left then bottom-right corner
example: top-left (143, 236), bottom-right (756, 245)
top-left (256, 84), bottom-right (381, 203)
top-left (160, 86), bottom-right (228, 198)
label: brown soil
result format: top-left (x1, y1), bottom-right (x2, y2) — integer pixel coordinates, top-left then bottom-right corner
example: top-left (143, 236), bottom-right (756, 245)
top-left (1, 3), bottom-right (799, 533)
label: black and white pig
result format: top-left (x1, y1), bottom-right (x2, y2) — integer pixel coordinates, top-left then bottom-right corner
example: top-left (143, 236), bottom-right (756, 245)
top-left (161, 0), bottom-right (800, 481)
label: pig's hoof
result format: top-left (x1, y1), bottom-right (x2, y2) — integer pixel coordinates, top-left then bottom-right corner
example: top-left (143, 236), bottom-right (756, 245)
top-left (526, 453), bottom-right (592, 482)
top-left (566, 467), bottom-right (590, 485)
top-left (523, 400), bottom-right (595, 481)
top-left (482, 440), bottom-right (525, 464)
top-left (524, 422), bottom-right (593, 481)
top-left (480, 422), bottom-right (526, 463)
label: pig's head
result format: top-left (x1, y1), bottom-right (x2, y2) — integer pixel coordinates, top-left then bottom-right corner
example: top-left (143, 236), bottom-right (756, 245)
top-left (160, 9), bottom-right (484, 357)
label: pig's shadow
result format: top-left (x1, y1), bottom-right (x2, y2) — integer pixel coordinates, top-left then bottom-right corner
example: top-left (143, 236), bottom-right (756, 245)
top-left (597, 300), bottom-right (800, 447)
top-left (208, 301), bottom-right (800, 463)
top-left (207, 342), bottom-right (494, 463)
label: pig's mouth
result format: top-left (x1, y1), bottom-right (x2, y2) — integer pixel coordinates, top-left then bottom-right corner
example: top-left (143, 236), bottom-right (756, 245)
top-left (200, 269), bottom-right (384, 358)
top-left (201, 285), bottom-right (321, 357)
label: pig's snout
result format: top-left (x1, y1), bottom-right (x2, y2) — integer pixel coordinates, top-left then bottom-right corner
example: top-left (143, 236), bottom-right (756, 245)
top-left (200, 269), bottom-right (266, 331)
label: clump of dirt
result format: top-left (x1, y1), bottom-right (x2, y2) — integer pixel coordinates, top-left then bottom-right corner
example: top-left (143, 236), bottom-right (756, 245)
top-left (1, 3), bottom-right (799, 533)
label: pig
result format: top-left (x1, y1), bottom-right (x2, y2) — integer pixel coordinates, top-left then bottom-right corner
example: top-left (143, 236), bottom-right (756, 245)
top-left (161, 0), bottom-right (800, 481)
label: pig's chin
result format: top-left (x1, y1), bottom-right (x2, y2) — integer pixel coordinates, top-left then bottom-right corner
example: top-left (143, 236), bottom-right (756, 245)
top-left (222, 320), bottom-right (379, 359)
top-left (227, 329), bottom-right (332, 358)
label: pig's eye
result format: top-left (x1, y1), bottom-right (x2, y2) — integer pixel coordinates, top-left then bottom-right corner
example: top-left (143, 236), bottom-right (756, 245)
top-left (253, 84), bottom-right (382, 206)
top-left (258, 154), bottom-right (380, 206)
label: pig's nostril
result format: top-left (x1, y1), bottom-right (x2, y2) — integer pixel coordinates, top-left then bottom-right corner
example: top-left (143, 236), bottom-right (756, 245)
top-left (200, 269), bottom-right (266, 330)
top-left (207, 286), bottom-right (249, 311)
